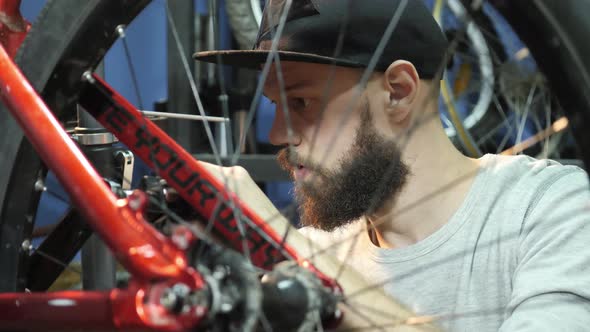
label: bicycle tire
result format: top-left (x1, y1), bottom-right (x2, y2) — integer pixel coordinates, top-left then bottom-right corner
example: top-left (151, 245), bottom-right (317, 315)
top-left (0, 1), bottom-right (589, 325)
top-left (226, 0), bottom-right (263, 49)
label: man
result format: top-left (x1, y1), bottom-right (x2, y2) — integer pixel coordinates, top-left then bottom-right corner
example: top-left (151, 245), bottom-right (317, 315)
top-left (195, 0), bottom-right (590, 330)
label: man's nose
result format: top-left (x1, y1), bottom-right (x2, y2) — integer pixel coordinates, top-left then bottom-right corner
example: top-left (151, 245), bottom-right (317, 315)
top-left (268, 108), bottom-right (301, 146)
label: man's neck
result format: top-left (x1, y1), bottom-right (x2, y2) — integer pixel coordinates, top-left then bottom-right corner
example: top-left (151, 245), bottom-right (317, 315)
top-left (367, 121), bottom-right (481, 249)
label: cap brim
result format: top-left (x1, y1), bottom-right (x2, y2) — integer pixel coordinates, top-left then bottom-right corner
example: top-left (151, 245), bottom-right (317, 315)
top-left (194, 50), bottom-right (366, 70)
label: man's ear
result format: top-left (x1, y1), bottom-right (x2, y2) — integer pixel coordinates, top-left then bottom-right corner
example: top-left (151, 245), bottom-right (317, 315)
top-left (383, 60), bottom-right (419, 124)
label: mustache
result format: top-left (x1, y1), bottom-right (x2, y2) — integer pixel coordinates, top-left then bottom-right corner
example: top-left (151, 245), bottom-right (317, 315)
top-left (276, 147), bottom-right (323, 175)
top-left (277, 147), bottom-right (299, 172)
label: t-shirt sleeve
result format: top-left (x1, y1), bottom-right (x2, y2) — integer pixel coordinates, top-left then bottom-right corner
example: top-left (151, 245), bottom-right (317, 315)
top-left (499, 168), bottom-right (590, 331)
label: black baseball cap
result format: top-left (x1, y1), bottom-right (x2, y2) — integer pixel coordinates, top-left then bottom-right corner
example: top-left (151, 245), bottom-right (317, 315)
top-left (194, 0), bottom-right (448, 79)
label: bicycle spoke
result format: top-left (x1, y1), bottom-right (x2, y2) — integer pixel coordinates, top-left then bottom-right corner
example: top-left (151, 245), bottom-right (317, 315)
top-left (26, 208), bottom-right (91, 291)
top-left (541, 91), bottom-right (553, 157)
top-left (165, 1), bottom-right (264, 266)
top-left (315, 310), bottom-right (326, 332)
top-left (149, 193), bottom-right (270, 275)
top-left (257, 310), bottom-right (274, 332)
top-left (501, 116), bottom-right (569, 156)
top-left (316, 0), bottom-right (410, 164)
top-left (333, 227), bottom-right (362, 281)
top-left (116, 25), bottom-right (145, 111)
top-left (514, 81), bottom-right (538, 150)
top-left (140, 110), bottom-right (229, 122)
top-left (165, 1), bottom-right (222, 165)
top-left (345, 272), bottom-right (590, 330)
top-left (230, 0), bottom-right (295, 166)
top-left (342, 300), bottom-right (427, 325)
top-left (304, 0), bottom-right (354, 158)
top-left (29, 247), bottom-right (82, 276)
top-left (200, 0), bottom-right (310, 268)
top-left (255, 0), bottom-right (356, 271)
top-left (209, 0), bottom-right (233, 156)
top-left (335, 301), bottom-right (389, 332)
top-left (195, 199), bottom-right (225, 260)
top-left (205, 0), bottom-right (339, 273)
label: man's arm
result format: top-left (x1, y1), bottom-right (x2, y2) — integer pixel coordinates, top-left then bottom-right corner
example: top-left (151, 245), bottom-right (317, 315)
top-left (499, 169), bottom-right (590, 331)
top-left (197, 162), bottom-right (439, 331)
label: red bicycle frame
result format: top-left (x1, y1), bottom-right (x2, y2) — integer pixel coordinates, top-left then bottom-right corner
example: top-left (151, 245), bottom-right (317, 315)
top-left (0, 0), bottom-right (338, 330)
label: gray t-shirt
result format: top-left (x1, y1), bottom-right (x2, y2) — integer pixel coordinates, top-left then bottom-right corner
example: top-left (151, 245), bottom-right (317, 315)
top-left (300, 154), bottom-right (590, 331)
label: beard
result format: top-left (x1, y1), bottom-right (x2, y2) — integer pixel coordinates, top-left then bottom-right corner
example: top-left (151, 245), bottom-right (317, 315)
top-left (277, 103), bottom-right (410, 231)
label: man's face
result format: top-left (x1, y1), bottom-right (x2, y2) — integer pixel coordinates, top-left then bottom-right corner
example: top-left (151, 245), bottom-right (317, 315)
top-left (264, 62), bottom-right (409, 230)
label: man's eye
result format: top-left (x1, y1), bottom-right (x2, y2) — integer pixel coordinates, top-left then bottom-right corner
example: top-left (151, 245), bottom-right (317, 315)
top-left (290, 98), bottom-right (310, 110)
top-left (302, 98), bottom-right (311, 108)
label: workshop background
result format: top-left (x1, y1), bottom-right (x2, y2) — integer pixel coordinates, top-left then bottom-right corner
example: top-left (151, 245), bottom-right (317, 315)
top-left (20, 0), bottom-right (547, 261)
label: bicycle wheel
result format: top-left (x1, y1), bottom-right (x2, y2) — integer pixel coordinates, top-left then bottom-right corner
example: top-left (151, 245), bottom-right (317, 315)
top-left (226, 0), bottom-right (264, 49)
top-left (1, 0), bottom-right (589, 330)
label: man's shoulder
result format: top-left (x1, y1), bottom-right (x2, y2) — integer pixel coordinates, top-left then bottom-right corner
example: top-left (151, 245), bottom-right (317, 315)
top-left (478, 154), bottom-right (589, 234)
top-left (486, 154), bottom-right (584, 179)
top-left (482, 154), bottom-right (587, 199)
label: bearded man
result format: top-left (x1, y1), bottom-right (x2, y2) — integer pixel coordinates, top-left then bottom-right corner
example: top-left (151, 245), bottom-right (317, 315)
top-left (195, 0), bottom-right (590, 330)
